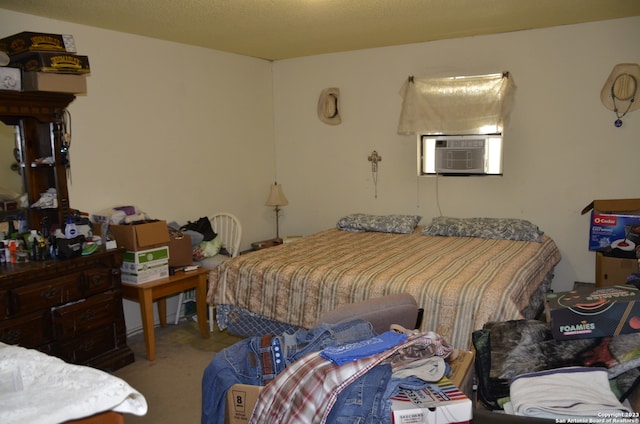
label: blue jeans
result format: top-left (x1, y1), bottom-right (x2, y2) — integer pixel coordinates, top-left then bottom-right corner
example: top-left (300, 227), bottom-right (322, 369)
top-left (201, 319), bottom-right (376, 424)
top-left (326, 366), bottom-right (434, 424)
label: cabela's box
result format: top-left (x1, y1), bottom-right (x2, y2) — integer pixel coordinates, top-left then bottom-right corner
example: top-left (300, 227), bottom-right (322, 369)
top-left (545, 284), bottom-right (640, 340)
top-left (0, 31), bottom-right (77, 56)
top-left (9, 51), bottom-right (90, 74)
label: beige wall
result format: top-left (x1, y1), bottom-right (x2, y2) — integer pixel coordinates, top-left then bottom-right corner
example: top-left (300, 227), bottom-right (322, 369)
top-left (272, 16), bottom-right (640, 294)
top-left (1, 9), bottom-right (639, 332)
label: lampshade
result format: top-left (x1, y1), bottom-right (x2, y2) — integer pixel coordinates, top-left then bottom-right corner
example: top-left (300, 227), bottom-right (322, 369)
top-left (265, 182), bottom-right (288, 207)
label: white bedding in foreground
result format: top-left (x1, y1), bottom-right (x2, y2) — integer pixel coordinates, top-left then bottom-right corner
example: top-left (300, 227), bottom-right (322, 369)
top-left (0, 342), bottom-right (147, 424)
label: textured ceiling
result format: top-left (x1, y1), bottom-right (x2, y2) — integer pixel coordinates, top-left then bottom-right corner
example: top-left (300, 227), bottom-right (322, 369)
top-left (1, 0), bottom-right (639, 61)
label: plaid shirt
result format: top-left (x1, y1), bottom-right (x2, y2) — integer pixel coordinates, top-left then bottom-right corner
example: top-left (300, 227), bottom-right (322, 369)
top-left (249, 332), bottom-right (453, 424)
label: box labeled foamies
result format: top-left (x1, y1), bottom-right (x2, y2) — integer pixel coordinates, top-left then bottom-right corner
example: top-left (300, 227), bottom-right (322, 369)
top-left (545, 284), bottom-right (640, 340)
top-left (596, 252), bottom-right (639, 287)
top-left (0, 32), bottom-right (76, 56)
top-left (9, 51), bottom-right (90, 74)
top-left (390, 377), bottom-right (472, 424)
top-left (110, 220), bottom-right (169, 251)
top-left (22, 71), bottom-right (86, 93)
top-left (582, 199), bottom-right (640, 251)
top-left (225, 384), bottom-right (263, 424)
top-left (0, 67), bottom-right (21, 91)
top-left (121, 246), bottom-right (170, 284)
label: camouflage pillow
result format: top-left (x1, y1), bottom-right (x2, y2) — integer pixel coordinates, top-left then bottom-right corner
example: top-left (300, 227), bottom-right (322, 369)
top-left (337, 213), bottom-right (422, 234)
top-left (421, 216), bottom-right (543, 242)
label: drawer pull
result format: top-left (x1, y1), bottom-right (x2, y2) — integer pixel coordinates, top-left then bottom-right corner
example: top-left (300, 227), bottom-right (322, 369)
top-left (40, 287), bottom-right (60, 300)
top-left (79, 340), bottom-right (95, 352)
top-left (80, 309), bottom-right (97, 321)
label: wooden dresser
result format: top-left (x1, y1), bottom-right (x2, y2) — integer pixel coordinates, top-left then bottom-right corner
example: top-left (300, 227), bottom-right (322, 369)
top-left (0, 248), bottom-right (134, 371)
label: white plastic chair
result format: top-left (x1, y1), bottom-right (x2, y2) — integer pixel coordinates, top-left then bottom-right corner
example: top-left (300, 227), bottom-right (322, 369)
top-left (174, 213), bottom-right (242, 332)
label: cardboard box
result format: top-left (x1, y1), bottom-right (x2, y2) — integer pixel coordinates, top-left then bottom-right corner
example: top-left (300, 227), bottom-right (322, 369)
top-left (9, 51), bottom-right (90, 74)
top-left (121, 264), bottom-right (169, 284)
top-left (110, 220), bottom-right (170, 251)
top-left (22, 71), bottom-right (86, 93)
top-left (225, 384), bottom-right (263, 424)
top-left (596, 252), bottom-right (639, 287)
top-left (0, 67), bottom-right (21, 91)
top-left (168, 233), bottom-right (192, 267)
top-left (447, 350), bottom-right (474, 399)
top-left (390, 377), bottom-right (472, 424)
top-left (121, 246), bottom-right (170, 284)
top-left (545, 284), bottom-right (640, 340)
top-left (0, 32), bottom-right (76, 56)
top-left (582, 199), bottom-right (640, 251)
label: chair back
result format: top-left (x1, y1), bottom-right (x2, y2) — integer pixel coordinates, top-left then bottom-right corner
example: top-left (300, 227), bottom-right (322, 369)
top-left (209, 213), bottom-right (242, 257)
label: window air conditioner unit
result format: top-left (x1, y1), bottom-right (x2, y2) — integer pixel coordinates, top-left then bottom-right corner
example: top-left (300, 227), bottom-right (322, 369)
top-left (421, 134), bottom-right (503, 175)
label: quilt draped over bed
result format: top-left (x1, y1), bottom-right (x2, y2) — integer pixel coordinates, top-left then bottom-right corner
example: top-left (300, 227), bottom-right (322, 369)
top-left (208, 228), bottom-right (561, 350)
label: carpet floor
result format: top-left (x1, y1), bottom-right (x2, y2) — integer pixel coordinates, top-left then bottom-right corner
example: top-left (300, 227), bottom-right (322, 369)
top-left (113, 319), bottom-right (243, 424)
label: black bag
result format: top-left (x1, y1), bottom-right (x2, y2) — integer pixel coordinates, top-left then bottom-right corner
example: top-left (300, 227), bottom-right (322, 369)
top-left (56, 235), bottom-right (86, 259)
top-left (180, 217), bottom-right (217, 241)
top-left (472, 326), bottom-right (510, 410)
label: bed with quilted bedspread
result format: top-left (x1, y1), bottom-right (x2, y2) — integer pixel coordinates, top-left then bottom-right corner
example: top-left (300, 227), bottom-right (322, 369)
top-left (207, 215), bottom-right (562, 350)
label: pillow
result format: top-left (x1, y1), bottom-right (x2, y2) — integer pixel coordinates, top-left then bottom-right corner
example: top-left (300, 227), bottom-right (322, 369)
top-left (192, 236), bottom-right (223, 261)
top-left (421, 216), bottom-right (544, 242)
top-left (337, 213), bottom-right (422, 234)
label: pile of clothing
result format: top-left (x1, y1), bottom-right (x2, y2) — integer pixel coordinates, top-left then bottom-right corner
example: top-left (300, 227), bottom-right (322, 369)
top-left (201, 320), bottom-right (456, 424)
top-left (169, 217), bottom-right (224, 261)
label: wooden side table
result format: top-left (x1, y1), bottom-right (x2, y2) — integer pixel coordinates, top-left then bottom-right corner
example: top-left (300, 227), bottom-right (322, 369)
top-left (250, 238), bottom-right (282, 251)
top-left (121, 267), bottom-right (210, 361)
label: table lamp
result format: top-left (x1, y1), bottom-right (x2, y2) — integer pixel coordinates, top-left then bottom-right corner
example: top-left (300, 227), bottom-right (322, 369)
top-left (265, 182), bottom-right (288, 241)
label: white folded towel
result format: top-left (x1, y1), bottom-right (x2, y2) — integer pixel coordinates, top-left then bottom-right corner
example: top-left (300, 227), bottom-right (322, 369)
top-left (508, 367), bottom-right (632, 419)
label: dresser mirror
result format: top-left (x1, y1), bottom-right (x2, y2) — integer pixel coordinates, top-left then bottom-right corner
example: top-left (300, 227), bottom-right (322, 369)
top-left (0, 91), bottom-right (74, 230)
top-left (0, 122), bottom-right (22, 197)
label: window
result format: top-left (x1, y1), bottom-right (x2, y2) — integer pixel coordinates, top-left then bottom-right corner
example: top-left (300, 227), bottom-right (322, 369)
top-left (397, 72), bottom-right (512, 177)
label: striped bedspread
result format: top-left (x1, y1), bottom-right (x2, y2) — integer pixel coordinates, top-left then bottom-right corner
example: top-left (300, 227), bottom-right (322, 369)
top-left (208, 227), bottom-right (561, 349)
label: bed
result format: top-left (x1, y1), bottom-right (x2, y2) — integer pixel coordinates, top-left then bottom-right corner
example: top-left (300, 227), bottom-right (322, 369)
top-left (207, 215), bottom-right (562, 350)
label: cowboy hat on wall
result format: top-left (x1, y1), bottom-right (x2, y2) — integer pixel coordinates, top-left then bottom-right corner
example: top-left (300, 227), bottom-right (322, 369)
top-left (601, 63), bottom-right (640, 127)
top-left (317, 87), bottom-right (341, 125)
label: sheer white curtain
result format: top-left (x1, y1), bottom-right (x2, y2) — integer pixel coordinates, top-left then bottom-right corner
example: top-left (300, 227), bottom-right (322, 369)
top-left (397, 72), bottom-right (515, 135)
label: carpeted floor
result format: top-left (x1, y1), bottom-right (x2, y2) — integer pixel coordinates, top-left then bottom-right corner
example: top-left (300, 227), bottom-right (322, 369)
top-left (113, 319), bottom-right (243, 424)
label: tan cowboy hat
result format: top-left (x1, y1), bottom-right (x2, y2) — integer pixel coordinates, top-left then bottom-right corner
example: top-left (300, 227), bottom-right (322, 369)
top-left (317, 87), bottom-right (341, 125)
top-left (600, 63), bottom-right (640, 113)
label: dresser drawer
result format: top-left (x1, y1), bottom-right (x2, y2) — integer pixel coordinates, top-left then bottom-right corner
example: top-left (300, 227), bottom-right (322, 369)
top-left (80, 267), bottom-right (119, 297)
top-left (52, 291), bottom-right (120, 340)
top-left (11, 272), bottom-right (83, 315)
top-left (52, 325), bottom-right (118, 364)
top-left (0, 310), bottom-right (53, 347)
